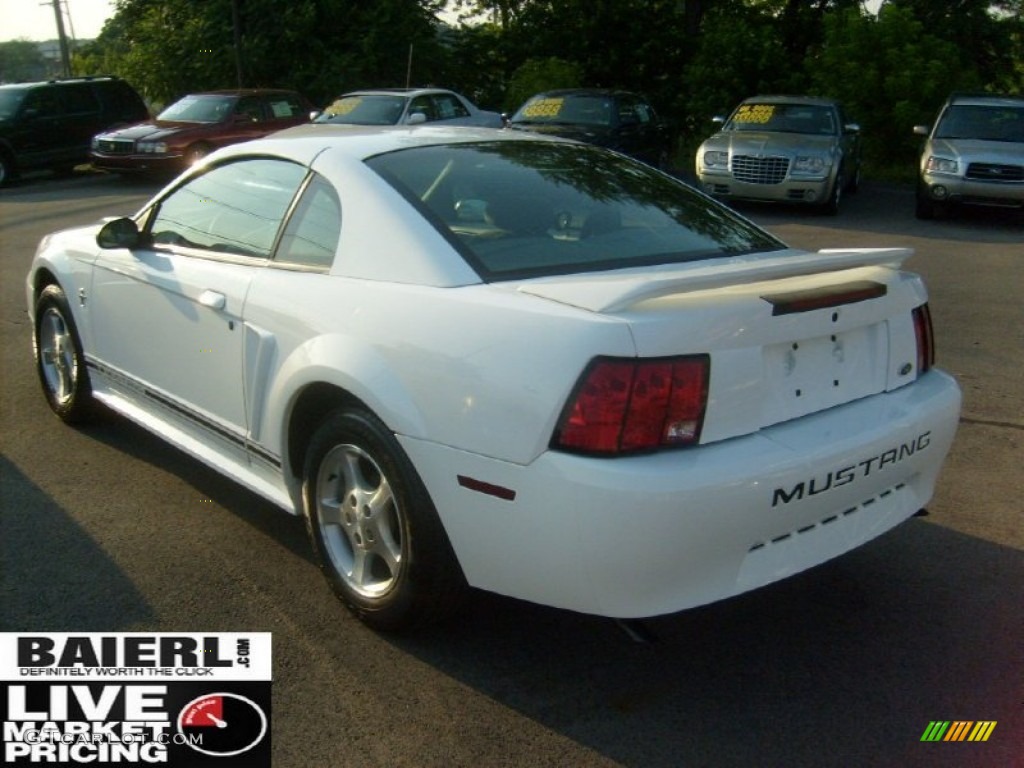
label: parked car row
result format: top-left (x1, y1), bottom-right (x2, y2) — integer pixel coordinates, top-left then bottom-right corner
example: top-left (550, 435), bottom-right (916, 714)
top-left (3, 77), bottom-right (1020, 223)
top-left (695, 92), bottom-right (1023, 219)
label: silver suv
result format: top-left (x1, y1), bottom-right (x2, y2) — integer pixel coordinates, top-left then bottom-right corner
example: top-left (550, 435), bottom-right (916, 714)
top-left (914, 93), bottom-right (1024, 219)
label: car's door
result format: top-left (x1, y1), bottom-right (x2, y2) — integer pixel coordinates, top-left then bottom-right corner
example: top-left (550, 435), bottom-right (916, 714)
top-left (616, 95), bottom-right (662, 165)
top-left (88, 157), bottom-right (307, 448)
top-left (59, 83), bottom-right (103, 161)
top-left (12, 87), bottom-right (65, 168)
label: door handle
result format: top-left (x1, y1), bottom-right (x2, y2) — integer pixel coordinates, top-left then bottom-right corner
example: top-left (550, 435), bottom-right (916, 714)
top-left (198, 290), bottom-right (226, 310)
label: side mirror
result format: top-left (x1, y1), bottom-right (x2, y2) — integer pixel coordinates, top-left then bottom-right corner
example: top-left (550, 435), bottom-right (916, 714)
top-left (711, 116), bottom-right (725, 125)
top-left (309, 110), bottom-right (322, 121)
top-left (845, 122), bottom-right (861, 134)
top-left (912, 125), bottom-right (929, 136)
top-left (406, 112), bottom-right (427, 125)
top-left (97, 217), bottom-right (142, 249)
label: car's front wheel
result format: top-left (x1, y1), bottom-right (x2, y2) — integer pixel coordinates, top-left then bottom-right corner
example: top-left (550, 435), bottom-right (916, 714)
top-left (34, 284), bottom-right (95, 423)
top-left (915, 188), bottom-right (949, 220)
top-left (302, 408), bottom-right (466, 631)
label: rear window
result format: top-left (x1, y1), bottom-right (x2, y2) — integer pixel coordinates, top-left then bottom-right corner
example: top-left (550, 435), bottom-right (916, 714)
top-left (366, 141), bottom-right (785, 281)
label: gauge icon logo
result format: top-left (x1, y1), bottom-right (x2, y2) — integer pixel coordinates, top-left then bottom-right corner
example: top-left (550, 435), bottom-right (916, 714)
top-left (177, 692), bottom-right (268, 757)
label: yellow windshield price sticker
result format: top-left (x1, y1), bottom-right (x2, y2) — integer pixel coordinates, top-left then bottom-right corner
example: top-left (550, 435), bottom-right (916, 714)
top-left (326, 97), bottom-right (361, 116)
top-left (734, 104), bottom-right (775, 124)
top-left (522, 98), bottom-right (564, 118)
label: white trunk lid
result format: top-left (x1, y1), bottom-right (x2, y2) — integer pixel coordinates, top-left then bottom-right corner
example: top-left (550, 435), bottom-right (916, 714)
top-left (518, 248), bottom-right (926, 444)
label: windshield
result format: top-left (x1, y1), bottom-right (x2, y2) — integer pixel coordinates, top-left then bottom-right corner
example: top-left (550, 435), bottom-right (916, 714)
top-left (315, 95), bottom-right (406, 125)
top-left (935, 104), bottom-right (1024, 142)
top-left (157, 94), bottom-right (235, 123)
top-left (367, 142), bottom-right (785, 281)
top-left (726, 103), bottom-right (837, 135)
top-left (511, 95), bottom-right (614, 127)
top-left (0, 88), bottom-right (27, 120)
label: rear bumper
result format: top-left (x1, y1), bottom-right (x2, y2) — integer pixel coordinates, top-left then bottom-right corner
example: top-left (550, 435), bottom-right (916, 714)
top-left (402, 370), bottom-right (961, 617)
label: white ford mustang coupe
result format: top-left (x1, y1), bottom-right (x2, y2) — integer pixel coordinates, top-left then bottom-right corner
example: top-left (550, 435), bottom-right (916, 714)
top-left (27, 126), bottom-right (961, 630)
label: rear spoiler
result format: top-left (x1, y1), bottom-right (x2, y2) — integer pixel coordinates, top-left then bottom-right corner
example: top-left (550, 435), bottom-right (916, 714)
top-left (517, 248), bottom-right (913, 313)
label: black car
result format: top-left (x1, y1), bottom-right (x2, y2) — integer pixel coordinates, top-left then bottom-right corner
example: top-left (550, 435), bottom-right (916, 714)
top-left (0, 76), bottom-right (149, 186)
top-left (506, 88), bottom-right (672, 168)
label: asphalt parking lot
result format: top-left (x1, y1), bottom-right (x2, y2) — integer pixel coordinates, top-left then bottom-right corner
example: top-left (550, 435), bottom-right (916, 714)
top-left (1, 169), bottom-right (1021, 768)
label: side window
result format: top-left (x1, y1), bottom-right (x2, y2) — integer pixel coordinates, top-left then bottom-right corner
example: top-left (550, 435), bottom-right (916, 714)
top-left (618, 97), bottom-right (640, 125)
top-left (63, 84), bottom-right (99, 115)
top-left (434, 94), bottom-right (469, 120)
top-left (275, 175), bottom-right (341, 269)
top-left (149, 159), bottom-right (305, 258)
top-left (23, 88), bottom-right (61, 119)
top-left (268, 95), bottom-right (303, 119)
top-left (235, 96), bottom-right (263, 122)
top-left (408, 96), bottom-right (436, 122)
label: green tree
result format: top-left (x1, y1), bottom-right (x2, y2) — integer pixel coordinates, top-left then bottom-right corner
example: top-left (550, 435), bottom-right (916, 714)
top-left (0, 40), bottom-right (49, 83)
top-left (810, 5), bottom-right (977, 168)
top-left (505, 57), bottom-right (583, 112)
top-left (78, 0), bottom-right (444, 106)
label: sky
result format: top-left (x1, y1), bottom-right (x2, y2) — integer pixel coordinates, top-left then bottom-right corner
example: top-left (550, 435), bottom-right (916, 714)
top-left (1, 0), bottom-right (116, 42)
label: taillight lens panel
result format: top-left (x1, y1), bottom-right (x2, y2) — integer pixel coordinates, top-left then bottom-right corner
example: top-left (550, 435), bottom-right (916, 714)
top-left (553, 355), bottom-right (710, 455)
top-left (912, 304), bottom-right (934, 375)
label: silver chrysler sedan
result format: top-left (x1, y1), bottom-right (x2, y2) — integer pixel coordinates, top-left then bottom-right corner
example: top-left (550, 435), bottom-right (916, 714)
top-left (696, 95), bottom-right (862, 215)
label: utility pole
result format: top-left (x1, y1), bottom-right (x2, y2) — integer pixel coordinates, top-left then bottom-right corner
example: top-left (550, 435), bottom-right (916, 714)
top-left (51, 0), bottom-right (72, 77)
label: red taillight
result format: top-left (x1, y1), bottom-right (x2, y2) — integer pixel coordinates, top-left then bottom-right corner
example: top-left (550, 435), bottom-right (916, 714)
top-left (912, 304), bottom-right (934, 374)
top-left (553, 355), bottom-right (710, 455)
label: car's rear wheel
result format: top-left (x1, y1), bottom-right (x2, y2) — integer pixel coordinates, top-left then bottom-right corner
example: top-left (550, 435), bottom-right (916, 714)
top-left (34, 284), bottom-right (95, 423)
top-left (302, 408), bottom-right (466, 631)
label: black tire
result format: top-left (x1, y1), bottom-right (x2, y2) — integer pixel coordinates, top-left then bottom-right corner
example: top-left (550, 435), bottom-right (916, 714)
top-left (302, 408), bottom-right (467, 631)
top-left (0, 153), bottom-right (15, 187)
top-left (34, 284), bottom-right (95, 423)
top-left (847, 164), bottom-right (861, 194)
top-left (821, 173), bottom-right (843, 215)
top-left (914, 191), bottom-right (935, 220)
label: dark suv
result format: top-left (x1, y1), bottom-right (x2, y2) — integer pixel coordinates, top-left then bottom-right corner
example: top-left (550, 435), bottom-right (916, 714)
top-left (0, 76), bottom-right (148, 185)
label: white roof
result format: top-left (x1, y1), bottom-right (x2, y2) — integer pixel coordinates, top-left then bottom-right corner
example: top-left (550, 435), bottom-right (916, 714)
top-left (214, 124), bottom-right (559, 165)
